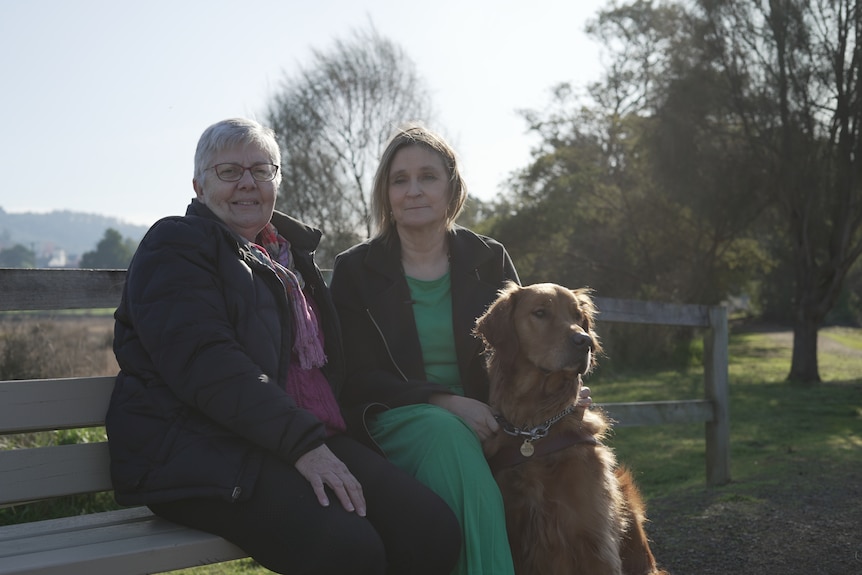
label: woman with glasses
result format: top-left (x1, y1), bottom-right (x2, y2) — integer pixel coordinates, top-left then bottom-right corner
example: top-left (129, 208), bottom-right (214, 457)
top-left (106, 117), bottom-right (460, 575)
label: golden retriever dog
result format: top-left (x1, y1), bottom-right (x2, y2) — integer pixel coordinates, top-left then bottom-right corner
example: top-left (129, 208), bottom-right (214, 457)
top-left (474, 282), bottom-right (669, 575)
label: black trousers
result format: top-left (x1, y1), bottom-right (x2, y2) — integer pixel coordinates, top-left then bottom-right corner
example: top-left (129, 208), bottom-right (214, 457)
top-left (149, 434), bottom-right (461, 575)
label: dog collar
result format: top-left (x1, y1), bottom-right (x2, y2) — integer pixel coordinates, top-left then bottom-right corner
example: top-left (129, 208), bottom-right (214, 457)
top-left (494, 404), bottom-right (579, 442)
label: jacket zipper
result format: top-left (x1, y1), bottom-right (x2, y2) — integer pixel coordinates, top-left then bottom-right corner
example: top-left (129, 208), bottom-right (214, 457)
top-left (365, 309), bottom-right (409, 382)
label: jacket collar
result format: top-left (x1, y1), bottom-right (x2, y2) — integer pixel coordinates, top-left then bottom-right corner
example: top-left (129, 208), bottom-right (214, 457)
top-left (269, 210), bottom-right (323, 253)
top-left (362, 225), bottom-right (497, 279)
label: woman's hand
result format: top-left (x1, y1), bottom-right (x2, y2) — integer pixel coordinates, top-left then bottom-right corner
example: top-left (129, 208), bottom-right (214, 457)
top-left (429, 394), bottom-right (499, 442)
top-left (294, 444), bottom-right (366, 517)
top-left (577, 385), bottom-right (592, 408)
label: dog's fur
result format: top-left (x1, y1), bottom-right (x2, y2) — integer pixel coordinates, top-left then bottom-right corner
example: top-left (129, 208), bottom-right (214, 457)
top-left (474, 282), bottom-right (669, 575)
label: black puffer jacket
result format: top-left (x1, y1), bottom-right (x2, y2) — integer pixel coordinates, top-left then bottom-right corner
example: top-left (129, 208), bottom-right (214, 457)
top-left (106, 200), bottom-right (344, 506)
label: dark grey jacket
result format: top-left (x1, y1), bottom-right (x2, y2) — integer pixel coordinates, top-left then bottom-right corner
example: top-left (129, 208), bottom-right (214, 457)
top-left (107, 200), bottom-right (343, 506)
top-left (329, 226), bottom-right (519, 447)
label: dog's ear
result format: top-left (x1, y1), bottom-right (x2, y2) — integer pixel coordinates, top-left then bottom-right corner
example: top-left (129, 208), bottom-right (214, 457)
top-left (474, 281), bottom-right (521, 358)
top-left (572, 287), bottom-right (603, 364)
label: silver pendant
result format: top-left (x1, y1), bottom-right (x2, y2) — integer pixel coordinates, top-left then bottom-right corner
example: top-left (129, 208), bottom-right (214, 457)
top-left (520, 440), bottom-right (535, 457)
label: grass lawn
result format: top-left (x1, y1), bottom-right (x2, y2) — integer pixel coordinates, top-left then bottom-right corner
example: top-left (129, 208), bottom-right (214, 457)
top-left (600, 326), bottom-right (862, 502)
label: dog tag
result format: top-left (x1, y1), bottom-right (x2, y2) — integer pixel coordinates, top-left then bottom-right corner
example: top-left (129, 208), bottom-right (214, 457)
top-left (520, 440), bottom-right (535, 457)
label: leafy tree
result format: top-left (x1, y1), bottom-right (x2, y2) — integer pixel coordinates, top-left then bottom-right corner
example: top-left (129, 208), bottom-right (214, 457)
top-left (266, 24), bottom-right (433, 267)
top-left (78, 228), bottom-right (136, 269)
top-left (500, 0), bottom-right (862, 381)
top-left (491, 0), bottom-right (769, 306)
top-left (484, 3), bottom-right (777, 366)
top-left (0, 244), bottom-right (35, 268)
top-left (457, 195), bottom-right (498, 232)
top-left (489, 88), bottom-right (623, 292)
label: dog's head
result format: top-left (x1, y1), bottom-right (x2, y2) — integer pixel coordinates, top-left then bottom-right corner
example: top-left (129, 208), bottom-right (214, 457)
top-left (474, 282), bottom-right (602, 406)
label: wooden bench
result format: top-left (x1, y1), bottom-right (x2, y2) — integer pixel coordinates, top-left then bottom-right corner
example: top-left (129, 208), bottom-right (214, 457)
top-left (0, 269), bottom-right (248, 574)
top-left (0, 268), bottom-right (731, 574)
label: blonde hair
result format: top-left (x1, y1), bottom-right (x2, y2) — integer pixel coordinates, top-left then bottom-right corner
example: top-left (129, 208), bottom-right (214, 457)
top-left (371, 122), bottom-right (467, 239)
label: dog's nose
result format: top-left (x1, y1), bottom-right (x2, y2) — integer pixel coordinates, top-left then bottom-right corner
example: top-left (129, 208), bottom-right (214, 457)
top-left (570, 332), bottom-right (593, 350)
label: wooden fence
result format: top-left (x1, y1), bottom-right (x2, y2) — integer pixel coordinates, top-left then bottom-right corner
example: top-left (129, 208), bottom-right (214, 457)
top-left (0, 268), bottom-right (731, 486)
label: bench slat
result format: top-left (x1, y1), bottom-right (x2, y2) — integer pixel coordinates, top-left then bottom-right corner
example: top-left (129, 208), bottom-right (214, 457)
top-left (0, 507), bottom-right (246, 575)
top-left (0, 443), bottom-right (112, 505)
top-left (0, 378), bottom-right (115, 435)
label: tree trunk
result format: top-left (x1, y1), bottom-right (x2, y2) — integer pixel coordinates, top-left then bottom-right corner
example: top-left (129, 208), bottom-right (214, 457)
top-left (788, 312), bottom-right (821, 384)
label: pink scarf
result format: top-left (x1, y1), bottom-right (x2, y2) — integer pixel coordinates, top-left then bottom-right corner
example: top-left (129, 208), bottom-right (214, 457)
top-left (253, 224), bottom-right (327, 370)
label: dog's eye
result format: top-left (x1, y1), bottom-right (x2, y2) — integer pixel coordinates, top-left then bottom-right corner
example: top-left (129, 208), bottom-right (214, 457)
top-left (532, 309), bottom-right (548, 319)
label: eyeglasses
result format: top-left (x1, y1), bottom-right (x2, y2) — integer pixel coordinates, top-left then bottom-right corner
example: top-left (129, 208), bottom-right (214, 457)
top-left (207, 163), bottom-right (279, 182)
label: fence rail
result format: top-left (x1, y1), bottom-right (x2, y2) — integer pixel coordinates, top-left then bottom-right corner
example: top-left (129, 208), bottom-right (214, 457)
top-left (0, 268), bottom-right (731, 486)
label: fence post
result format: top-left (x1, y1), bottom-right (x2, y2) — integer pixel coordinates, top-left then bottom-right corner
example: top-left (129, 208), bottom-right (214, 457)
top-left (704, 305), bottom-right (731, 486)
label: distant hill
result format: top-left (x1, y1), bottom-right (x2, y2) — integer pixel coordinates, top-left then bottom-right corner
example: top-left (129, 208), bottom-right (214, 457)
top-left (0, 207), bottom-right (149, 259)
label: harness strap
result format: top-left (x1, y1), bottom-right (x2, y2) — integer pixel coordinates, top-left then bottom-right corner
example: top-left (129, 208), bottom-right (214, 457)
top-left (488, 428), bottom-right (599, 474)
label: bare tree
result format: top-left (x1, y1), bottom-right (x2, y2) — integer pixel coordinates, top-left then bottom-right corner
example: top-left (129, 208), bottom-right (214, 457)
top-left (701, 0), bottom-right (862, 382)
top-left (266, 25), bottom-right (433, 265)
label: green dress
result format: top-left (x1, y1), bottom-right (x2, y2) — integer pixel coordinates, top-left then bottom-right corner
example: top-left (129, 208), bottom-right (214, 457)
top-left (367, 272), bottom-right (515, 575)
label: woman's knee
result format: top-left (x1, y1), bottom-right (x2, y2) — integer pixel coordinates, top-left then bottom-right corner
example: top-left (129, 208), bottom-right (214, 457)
top-left (406, 509), bottom-right (462, 575)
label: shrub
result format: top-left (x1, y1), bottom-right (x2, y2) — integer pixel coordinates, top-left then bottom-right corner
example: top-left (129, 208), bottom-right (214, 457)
top-left (0, 315), bottom-right (117, 526)
top-left (0, 315), bottom-right (116, 379)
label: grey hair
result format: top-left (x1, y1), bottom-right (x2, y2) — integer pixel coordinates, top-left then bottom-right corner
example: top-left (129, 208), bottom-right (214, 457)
top-left (371, 122), bottom-right (467, 239)
top-left (193, 118), bottom-right (282, 187)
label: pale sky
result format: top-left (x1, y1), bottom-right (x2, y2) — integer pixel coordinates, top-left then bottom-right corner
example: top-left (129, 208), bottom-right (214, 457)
top-left (1, 0), bottom-right (607, 227)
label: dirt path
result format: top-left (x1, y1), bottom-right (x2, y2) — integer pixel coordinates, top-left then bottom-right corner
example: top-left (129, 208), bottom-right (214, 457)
top-left (645, 462), bottom-right (862, 575)
top-left (759, 327), bottom-right (862, 359)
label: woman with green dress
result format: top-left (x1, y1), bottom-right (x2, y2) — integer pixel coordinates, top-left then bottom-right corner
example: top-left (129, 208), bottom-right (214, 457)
top-left (330, 123), bottom-right (519, 575)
